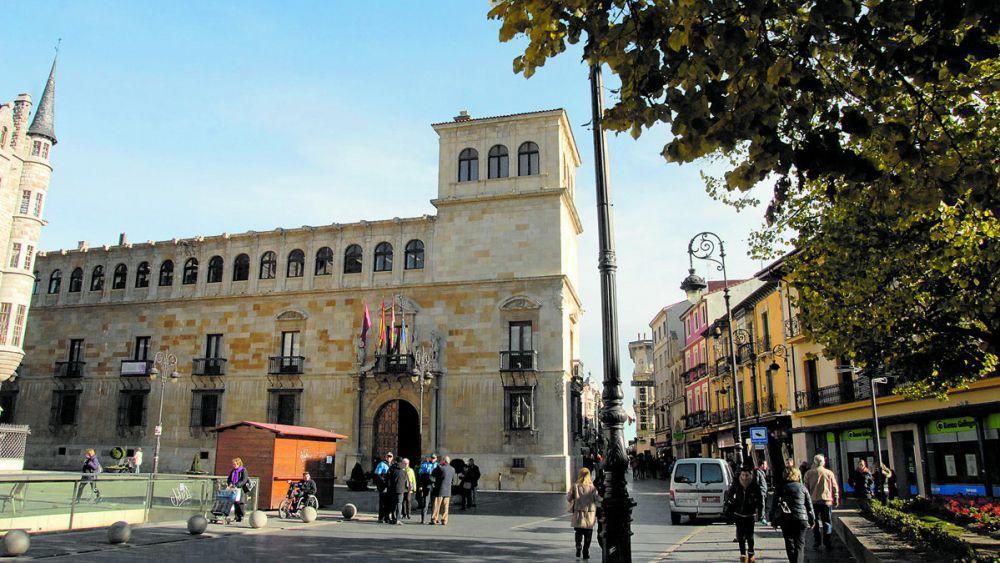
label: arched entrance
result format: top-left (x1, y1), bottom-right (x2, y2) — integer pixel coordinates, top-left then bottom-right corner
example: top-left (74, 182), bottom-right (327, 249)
top-left (372, 400), bottom-right (420, 466)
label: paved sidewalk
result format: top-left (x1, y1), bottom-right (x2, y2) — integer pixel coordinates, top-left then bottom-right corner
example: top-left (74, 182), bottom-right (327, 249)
top-left (660, 518), bottom-right (855, 562)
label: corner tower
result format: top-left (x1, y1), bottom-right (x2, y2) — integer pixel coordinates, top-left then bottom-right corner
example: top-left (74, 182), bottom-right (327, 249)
top-left (0, 58), bottom-right (57, 382)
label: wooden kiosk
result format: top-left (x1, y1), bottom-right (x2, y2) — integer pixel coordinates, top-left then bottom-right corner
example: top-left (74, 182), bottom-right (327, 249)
top-left (212, 421), bottom-right (347, 509)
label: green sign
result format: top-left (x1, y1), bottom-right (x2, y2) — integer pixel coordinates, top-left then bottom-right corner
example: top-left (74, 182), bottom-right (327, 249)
top-left (928, 417), bottom-right (977, 435)
top-left (841, 428), bottom-right (886, 442)
top-left (988, 413), bottom-right (1000, 430)
top-left (673, 431), bottom-right (686, 441)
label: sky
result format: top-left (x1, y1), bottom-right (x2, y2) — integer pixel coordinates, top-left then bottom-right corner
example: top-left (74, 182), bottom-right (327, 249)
top-left (5, 1), bottom-right (775, 440)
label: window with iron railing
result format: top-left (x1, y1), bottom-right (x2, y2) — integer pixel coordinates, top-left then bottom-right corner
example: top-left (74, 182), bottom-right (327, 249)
top-left (190, 390), bottom-right (223, 428)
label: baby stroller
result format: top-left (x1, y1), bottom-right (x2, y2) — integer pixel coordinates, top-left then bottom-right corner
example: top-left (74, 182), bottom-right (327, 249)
top-left (209, 488), bottom-right (239, 524)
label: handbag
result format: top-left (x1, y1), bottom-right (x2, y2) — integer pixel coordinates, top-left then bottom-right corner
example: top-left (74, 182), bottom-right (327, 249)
top-left (567, 486), bottom-right (577, 513)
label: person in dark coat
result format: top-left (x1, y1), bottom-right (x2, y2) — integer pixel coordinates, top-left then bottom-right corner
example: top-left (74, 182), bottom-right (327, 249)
top-left (227, 457), bottom-right (250, 522)
top-left (848, 459), bottom-right (874, 501)
top-left (725, 467), bottom-right (765, 562)
top-left (429, 456), bottom-right (456, 525)
top-left (460, 458), bottom-right (481, 509)
top-left (75, 448), bottom-right (103, 502)
top-left (770, 468), bottom-right (816, 563)
top-left (386, 459), bottom-right (406, 525)
top-left (373, 452), bottom-right (393, 523)
top-left (416, 454), bottom-right (438, 523)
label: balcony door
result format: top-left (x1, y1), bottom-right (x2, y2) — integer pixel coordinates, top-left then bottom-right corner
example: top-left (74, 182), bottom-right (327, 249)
top-left (509, 321), bottom-right (532, 369)
top-left (280, 331), bottom-right (300, 371)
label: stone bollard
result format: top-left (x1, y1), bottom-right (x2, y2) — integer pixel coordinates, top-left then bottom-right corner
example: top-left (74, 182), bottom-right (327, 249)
top-left (2, 530), bottom-right (30, 556)
top-left (300, 506), bottom-right (317, 523)
top-left (108, 521), bottom-right (131, 544)
top-left (187, 514), bottom-right (208, 535)
top-left (342, 503), bottom-right (357, 520)
top-left (249, 510), bottom-right (268, 528)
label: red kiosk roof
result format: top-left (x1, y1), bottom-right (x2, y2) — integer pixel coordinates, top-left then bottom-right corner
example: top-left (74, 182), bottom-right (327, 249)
top-left (210, 421), bottom-right (348, 440)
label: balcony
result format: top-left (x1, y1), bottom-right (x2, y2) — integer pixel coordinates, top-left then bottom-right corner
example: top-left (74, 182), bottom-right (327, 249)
top-left (682, 362), bottom-right (707, 385)
top-left (120, 360), bottom-right (153, 377)
top-left (54, 361), bottom-right (85, 378)
top-left (374, 353), bottom-right (415, 375)
top-left (268, 356), bottom-right (305, 375)
top-left (192, 358), bottom-right (227, 376)
top-left (684, 410), bottom-right (708, 429)
top-left (785, 315), bottom-right (803, 338)
top-left (795, 378), bottom-right (895, 411)
top-left (714, 358), bottom-right (731, 378)
top-left (500, 350), bottom-right (537, 372)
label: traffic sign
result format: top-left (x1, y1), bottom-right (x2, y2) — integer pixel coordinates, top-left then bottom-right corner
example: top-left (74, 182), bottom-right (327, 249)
top-left (750, 426), bottom-right (768, 445)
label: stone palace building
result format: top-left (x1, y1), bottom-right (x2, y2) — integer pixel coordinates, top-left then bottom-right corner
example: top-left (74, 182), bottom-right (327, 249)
top-left (12, 108), bottom-right (590, 490)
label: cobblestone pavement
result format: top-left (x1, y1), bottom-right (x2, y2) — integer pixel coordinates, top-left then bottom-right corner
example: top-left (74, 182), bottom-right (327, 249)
top-left (9, 478), bottom-right (855, 561)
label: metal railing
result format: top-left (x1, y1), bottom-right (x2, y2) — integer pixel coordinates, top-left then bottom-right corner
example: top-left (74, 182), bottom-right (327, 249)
top-left (795, 378), bottom-right (895, 411)
top-left (192, 358), bottom-right (227, 376)
top-left (684, 410), bottom-right (707, 429)
top-left (54, 361), bottom-right (86, 378)
top-left (374, 353), bottom-right (415, 375)
top-left (499, 350), bottom-right (537, 372)
top-left (682, 362), bottom-right (707, 385)
top-left (268, 356), bottom-right (305, 375)
top-left (785, 315), bottom-right (803, 338)
top-left (120, 360), bottom-right (153, 377)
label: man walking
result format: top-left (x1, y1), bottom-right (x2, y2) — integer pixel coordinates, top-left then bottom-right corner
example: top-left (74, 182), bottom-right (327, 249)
top-left (755, 460), bottom-right (770, 525)
top-left (429, 456), bottom-right (456, 525)
top-left (417, 454), bottom-right (438, 523)
top-left (387, 456), bottom-right (406, 525)
top-left (803, 453), bottom-right (840, 550)
top-left (402, 458), bottom-right (416, 520)
top-left (373, 452), bottom-right (393, 523)
top-left (460, 458), bottom-right (481, 509)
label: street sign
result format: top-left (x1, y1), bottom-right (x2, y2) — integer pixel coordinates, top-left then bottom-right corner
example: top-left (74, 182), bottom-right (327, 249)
top-left (750, 426), bottom-right (768, 445)
top-left (154, 425), bottom-right (162, 436)
top-left (630, 380), bottom-right (655, 387)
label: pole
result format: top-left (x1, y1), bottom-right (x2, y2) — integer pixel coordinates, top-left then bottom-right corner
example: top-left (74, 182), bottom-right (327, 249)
top-left (590, 62), bottom-right (634, 563)
top-left (870, 376), bottom-right (885, 500)
top-left (153, 375), bottom-right (165, 474)
top-left (722, 283), bottom-right (744, 468)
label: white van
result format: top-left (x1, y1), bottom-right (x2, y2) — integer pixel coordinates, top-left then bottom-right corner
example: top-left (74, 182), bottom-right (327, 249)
top-left (668, 458), bottom-right (734, 524)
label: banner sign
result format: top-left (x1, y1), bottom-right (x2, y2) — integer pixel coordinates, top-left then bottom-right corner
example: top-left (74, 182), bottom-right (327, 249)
top-left (928, 417), bottom-right (977, 435)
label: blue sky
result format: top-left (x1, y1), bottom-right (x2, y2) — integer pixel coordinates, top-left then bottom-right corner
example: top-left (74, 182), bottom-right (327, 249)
top-left (6, 1), bottom-right (774, 440)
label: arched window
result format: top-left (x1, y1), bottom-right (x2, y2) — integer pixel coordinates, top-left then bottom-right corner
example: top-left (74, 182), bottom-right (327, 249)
top-left (112, 263), bottom-right (128, 289)
top-left (135, 262), bottom-right (150, 288)
top-left (518, 141), bottom-right (540, 176)
top-left (405, 240), bottom-right (425, 270)
top-left (458, 148), bottom-right (479, 182)
top-left (183, 258), bottom-right (198, 285)
top-left (287, 249), bottom-right (305, 278)
top-left (90, 265), bottom-right (105, 291)
top-left (159, 260), bottom-right (174, 286)
top-left (233, 254), bottom-right (250, 281)
top-left (48, 269), bottom-right (62, 294)
top-left (69, 268), bottom-right (84, 293)
top-left (315, 247), bottom-right (333, 276)
top-left (488, 145), bottom-right (509, 179)
top-left (374, 242), bottom-right (393, 272)
top-left (260, 251), bottom-right (277, 279)
top-left (207, 256), bottom-right (224, 283)
top-left (344, 245), bottom-right (362, 274)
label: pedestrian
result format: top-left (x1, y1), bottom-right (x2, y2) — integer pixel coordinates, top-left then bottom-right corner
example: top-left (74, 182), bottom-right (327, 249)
top-left (417, 454), bottom-right (438, 523)
top-left (755, 460), bottom-right (770, 525)
top-left (460, 458), bottom-right (481, 509)
top-left (131, 447), bottom-right (143, 474)
top-left (429, 455), bottom-right (456, 525)
top-left (227, 457), bottom-right (250, 523)
top-left (387, 456), bottom-right (406, 525)
top-left (75, 448), bottom-right (103, 502)
top-left (402, 458), bottom-right (416, 520)
top-left (882, 464), bottom-right (898, 500)
top-left (798, 459), bottom-right (810, 476)
top-left (803, 453), bottom-right (839, 551)
top-left (567, 467), bottom-right (600, 560)
top-left (848, 459), bottom-right (874, 501)
top-left (770, 467), bottom-right (815, 563)
top-left (725, 467), bottom-right (765, 563)
top-left (373, 452), bottom-right (393, 523)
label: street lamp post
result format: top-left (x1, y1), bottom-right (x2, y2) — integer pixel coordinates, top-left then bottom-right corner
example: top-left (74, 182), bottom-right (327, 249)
top-left (411, 344), bottom-right (435, 447)
top-left (149, 350), bottom-right (180, 475)
top-left (870, 374), bottom-right (889, 501)
top-left (681, 232), bottom-right (745, 467)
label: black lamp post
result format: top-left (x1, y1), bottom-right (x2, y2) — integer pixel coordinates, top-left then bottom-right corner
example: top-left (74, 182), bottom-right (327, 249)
top-left (681, 232), bottom-right (745, 467)
top-left (589, 61), bottom-right (635, 562)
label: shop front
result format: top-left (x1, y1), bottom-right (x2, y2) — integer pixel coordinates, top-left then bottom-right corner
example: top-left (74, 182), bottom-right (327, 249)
top-left (925, 414), bottom-right (999, 497)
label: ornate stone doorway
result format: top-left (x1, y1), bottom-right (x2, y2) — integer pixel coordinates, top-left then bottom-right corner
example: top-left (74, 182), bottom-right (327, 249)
top-left (372, 400), bottom-right (420, 466)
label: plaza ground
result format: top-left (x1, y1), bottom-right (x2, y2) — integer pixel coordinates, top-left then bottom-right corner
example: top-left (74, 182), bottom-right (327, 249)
top-left (8, 478), bottom-right (854, 561)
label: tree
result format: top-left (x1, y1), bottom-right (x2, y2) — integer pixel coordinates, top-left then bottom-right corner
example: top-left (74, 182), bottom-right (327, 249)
top-left (489, 0), bottom-right (1000, 396)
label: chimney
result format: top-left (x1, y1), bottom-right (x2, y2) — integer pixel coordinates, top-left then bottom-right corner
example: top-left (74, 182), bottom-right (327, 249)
top-left (77, 241), bottom-right (89, 251)
top-left (118, 233), bottom-right (128, 245)
top-left (453, 110), bottom-right (472, 122)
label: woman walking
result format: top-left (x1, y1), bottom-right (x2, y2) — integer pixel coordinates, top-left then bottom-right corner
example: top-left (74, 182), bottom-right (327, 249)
top-left (74, 449), bottom-right (102, 502)
top-left (567, 467), bottom-right (601, 560)
top-left (227, 457), bottom-right (250, 522)
top-left (770, 467), bottom-right (815, 563)
top-left (725, 467), bottom-right (765, 562)
top-left (848, 459), bottom-right (874, 500)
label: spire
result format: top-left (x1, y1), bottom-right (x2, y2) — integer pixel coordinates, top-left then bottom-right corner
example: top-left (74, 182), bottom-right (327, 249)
top-left (28, 52), bottom-right (57, 145)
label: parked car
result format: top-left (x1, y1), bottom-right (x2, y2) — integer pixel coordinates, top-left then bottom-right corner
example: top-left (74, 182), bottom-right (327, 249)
top-left (668, 458), bottom-right (734, 524)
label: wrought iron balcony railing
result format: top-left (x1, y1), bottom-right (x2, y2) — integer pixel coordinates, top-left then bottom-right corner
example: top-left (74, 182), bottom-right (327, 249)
top-left (682, 362), bottom-right (708, 385)
top-left (499, 350), bottom-right (537, 372)
top-left (374, 353), bottom-right (415, 375)
top-left (785, 315), bottom-right (803, 338)
top-left (268, 356), bottom-right (305, 375)
top-left (54, 361), bottom-right (85, 378)
top-left (795, 378), bottom-right (896, 411)
top-left (684, 410), bottom-right (707, 429)
top-left (192, 358), bottom-right (228, 376)
top-left (120, 360), bottom-right (153, 377)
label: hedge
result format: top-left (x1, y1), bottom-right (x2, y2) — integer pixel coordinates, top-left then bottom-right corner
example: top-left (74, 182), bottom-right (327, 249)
top-left (862, 499), bottom-right (979, 562)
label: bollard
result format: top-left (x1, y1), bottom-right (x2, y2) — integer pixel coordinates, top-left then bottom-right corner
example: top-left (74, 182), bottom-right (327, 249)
top-left (249, 510), bottom-right (268, 528)
top-left (187, 514), bottom-right (208, 535)
top-left (300, 506), bottom-right (317, 523)
top-left (2, 530), bottom-right (30, 556)
top-left (108, 521), bottom-right (131, 544)
top-left (342, 503), bottom-right (357, 520)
